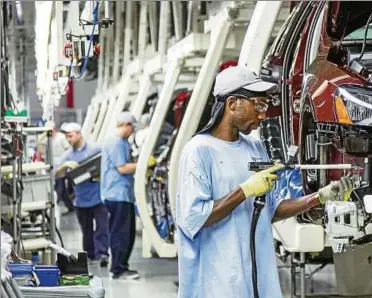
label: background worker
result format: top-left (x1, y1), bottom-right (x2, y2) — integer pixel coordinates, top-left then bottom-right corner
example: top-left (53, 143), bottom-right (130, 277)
top-left (101, 112), bottom-right (139, 280)
top-left (57, 122), bottom-right (109, 267)
top-left (40, 121), bottom-right (74, 214)
top-left (175, 66), bottom-right (355, 298)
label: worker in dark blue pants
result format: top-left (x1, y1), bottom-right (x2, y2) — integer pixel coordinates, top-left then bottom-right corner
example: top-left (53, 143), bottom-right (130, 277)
top-left (75, 203), bottom-right (110, 262)
top-left (57, 122), bottom-right (109, 267)
top-left (104, 201), bottom-right (136, 277)
top-left (101, 112), bottom-right (140, 280)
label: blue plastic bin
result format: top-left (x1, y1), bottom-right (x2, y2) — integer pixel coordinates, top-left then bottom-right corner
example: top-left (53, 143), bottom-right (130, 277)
top-left (8, 263), bottom-right (33, 286)
top-left (34, 265), bottom-right (60, 287)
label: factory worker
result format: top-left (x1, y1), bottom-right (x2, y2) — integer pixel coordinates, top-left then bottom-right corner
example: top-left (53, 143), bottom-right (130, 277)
top-left (100, 112), bottom-right (140, 280)
top-left (57, 122), bottom-right (109, 267)
top-left (176, 66), bottom-right (355, 298)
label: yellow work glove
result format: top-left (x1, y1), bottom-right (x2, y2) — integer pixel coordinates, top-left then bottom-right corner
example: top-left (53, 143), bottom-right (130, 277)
top-left (239, 164), bottom-right (284, 198)
top-left (55, 161), bottom-right (79, 178)
top-left (148, 155), bottom-right (157, 168)
top-left (318, 176), bottom-right (355, 204)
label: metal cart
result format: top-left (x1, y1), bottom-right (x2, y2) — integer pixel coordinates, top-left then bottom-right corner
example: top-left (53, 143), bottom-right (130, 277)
top-left (1, 127), bottom-right (56, 264)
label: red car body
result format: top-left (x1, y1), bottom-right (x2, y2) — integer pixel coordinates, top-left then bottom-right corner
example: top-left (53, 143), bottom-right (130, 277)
top-left (262, 1), bottom-right (372, 190)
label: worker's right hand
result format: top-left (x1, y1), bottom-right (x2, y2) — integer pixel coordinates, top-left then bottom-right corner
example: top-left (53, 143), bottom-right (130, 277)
top-left (55, 161), bottom-right (79, 178)
top-left (239, 164), bottom-right (285, 198)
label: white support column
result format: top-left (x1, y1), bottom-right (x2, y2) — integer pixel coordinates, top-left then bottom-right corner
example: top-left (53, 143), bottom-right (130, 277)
top-left (86, 102), bottom-right (100, 138)
top-left (113, 1), bottom-right (124, 82)
top-left (106, 74), bottom-right (133, 135)
top-left (168, 20), bottom-right (232, 217)
top-left (68, 1), bottom-right (81, 36)
top-left (97, 30), bottom-right (106, 90)
top-left (238, 1), bottom-right (282, 72)
top-left (238, 2), bottom-right (282, 140)
top-left (55, 1), bottom-right (64, 63)
top-left (131, 71), bottom-right (152, 120)
top-left (148, 2), bottom-right (158, 52)
top-left (122, 1), bottom-right (133, 71)
top-left (91, 98), bottom-right (108, 141)
top-left (186, 1), bottom-right (199, 35)
top-left (97, 87), bottom-right (119, 144)
top-left (172, 1), bottom-right (184, 41)
top-left (82, 104), bottom-right (93, 135)
top-left (103, 3), bottom-right (114, 89)
top-left (130, 1), bottom-right (170, 121)
top-left (138, 2), bottom-right (148, 63)
top-left (104, 0), bottom-right (110, 19)
top-left (134, 59), bottom-right (183, 258)
top-left (158, 1), bottom-right (170, 57)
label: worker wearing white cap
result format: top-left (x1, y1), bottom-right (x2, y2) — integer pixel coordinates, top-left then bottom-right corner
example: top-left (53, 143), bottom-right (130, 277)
top-left (58, 122), bottom-right (109, 267)
top-left (176, 66), bottom-right (355, 298)
top-left (100, 112), bottom-right (140, 280)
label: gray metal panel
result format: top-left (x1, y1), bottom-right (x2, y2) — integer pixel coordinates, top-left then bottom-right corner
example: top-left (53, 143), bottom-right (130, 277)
top-left (334, 242), bottom-right (372, 296)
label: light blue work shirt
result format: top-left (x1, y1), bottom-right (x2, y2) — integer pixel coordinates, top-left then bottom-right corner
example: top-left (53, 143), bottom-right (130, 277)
top-left (60, 141), bottom-right (101, 208)
top-left (100, 135), bottom-right (134, 203)
top-left (176, 133), bottom-right (284, 298)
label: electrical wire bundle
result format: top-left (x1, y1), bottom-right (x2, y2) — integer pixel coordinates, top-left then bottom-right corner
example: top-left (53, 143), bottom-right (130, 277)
top-left (66, 0), bottom-right (100, 81)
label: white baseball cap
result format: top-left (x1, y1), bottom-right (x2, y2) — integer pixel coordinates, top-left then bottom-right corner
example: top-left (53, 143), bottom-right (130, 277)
top-left (61, 122), bottom-right (82, 133)
top-left (213, 66), bottom-right (278, 98)
top-left (117, 112), bottom-right (137, 126)
top-left (117, 112), bottom-right (140, 130)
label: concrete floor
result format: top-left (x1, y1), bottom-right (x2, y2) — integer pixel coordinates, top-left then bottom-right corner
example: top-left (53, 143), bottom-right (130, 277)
top-left (59, 208), bottom-right (342, 298)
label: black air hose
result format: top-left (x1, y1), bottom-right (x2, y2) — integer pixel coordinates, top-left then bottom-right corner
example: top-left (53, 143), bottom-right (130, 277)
top-left (358, 13), bottom-right (372, 61)
top-left (45, 213), bottom-right (65, 248)
top-left (250, 195), bottom-right (266, 298)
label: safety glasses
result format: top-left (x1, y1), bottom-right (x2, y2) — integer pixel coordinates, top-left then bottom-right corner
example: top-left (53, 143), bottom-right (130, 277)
top-left (248, 97), bottom-right (269, 113)
top-left (230, 95), bottom-right (269, 113)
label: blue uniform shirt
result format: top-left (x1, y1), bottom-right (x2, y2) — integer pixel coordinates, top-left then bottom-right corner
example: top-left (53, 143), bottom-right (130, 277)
top-left (176, 133), bottom-right (284, 298)
top-left (100, 135), bottom-right (134, 203)
top-left (60, 141), bottom-right (101, 208)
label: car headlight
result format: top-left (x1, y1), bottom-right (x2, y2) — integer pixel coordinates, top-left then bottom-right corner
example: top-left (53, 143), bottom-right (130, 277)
top-left (336, 86), bottom-right (372, 125)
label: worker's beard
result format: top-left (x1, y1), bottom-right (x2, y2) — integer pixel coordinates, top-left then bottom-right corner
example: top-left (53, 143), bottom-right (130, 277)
top-left (233, 100), bottom-right (245, 120)
top-left (233, 103), bottom-right (251, 135)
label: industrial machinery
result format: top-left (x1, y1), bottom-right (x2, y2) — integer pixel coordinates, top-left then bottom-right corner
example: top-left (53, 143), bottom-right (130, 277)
top-left (2, 1), bottom-right (59, 265)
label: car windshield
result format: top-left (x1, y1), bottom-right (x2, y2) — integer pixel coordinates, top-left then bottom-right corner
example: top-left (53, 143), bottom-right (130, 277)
top-left (344, 24), bottom-right (372, 40)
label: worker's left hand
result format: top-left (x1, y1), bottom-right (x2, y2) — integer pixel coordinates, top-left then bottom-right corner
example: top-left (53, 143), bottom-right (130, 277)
top-left (317, 176), bottom-right (355, 204)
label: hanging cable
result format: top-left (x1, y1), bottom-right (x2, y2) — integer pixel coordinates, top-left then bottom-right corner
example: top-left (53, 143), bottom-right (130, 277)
top-left (68, 0), bottom-right (100, 80)
top-left (250, 195), bottom-right (266, 298)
